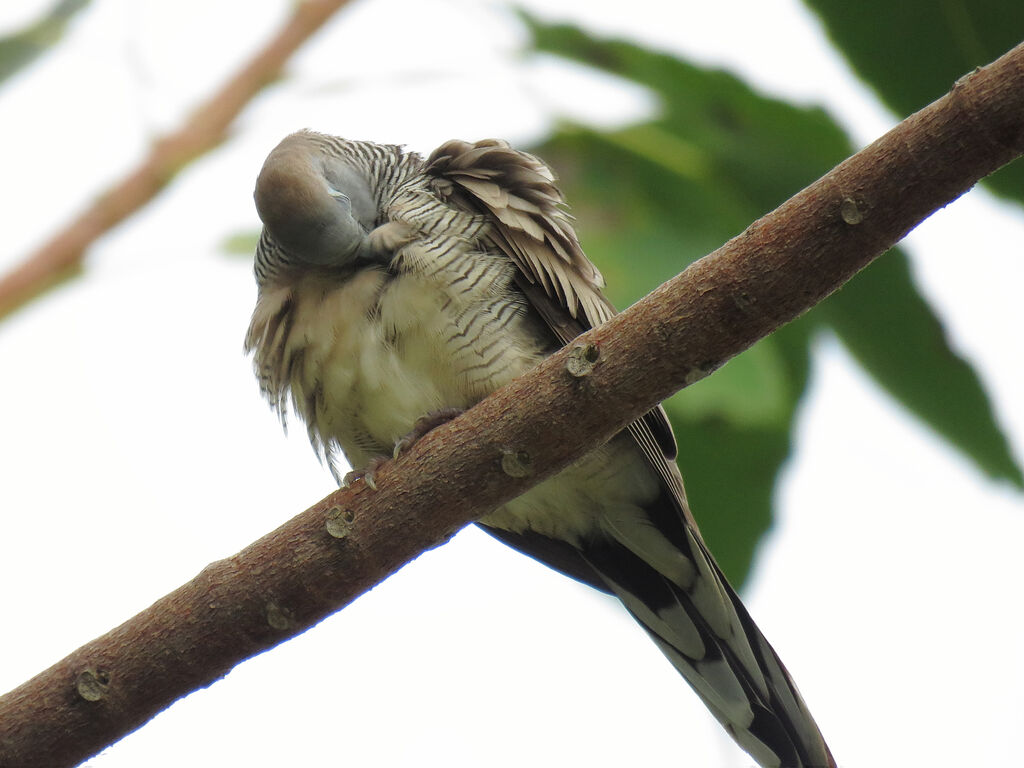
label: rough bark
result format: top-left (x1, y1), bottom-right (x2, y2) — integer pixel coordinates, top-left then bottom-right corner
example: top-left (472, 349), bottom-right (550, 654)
top-left (0, 39), bottom-right (1022, 768)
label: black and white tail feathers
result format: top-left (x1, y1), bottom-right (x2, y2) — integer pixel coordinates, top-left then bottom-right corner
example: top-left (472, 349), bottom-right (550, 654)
top-left (482, 513), bottom-right (835, 768)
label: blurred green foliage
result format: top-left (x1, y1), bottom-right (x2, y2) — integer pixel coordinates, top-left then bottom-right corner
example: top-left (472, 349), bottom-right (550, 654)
top-left (0, 0), bottom-right (91, 87)
top-left (221, 232), bottom-right (261, 257)
top-left (524, 15), bottom-right (1023, 585)
top-left (804, 0), bottom-right (1024, 203)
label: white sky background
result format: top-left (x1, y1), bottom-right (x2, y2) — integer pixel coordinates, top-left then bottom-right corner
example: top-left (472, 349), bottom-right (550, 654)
top-left (1, 1), bottom-right (1022, 766)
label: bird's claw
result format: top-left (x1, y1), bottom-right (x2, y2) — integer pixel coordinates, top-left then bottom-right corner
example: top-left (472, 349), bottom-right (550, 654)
top-left (392, 407), bottom-right (465, 459)
top-left (343, 456), bottom-right (388, 490)
top-left (344, 408), bottom-right (465, 489)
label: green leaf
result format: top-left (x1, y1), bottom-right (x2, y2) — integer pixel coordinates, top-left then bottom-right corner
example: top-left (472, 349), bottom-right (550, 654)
top-left (669, 339), bottom-right (793, 429)
top-left (524, 16), bottom-right (1024, 582)
top-left (803, 0), bottom-right (1024, 204)
top-left (665, 315), bottom-right (815, 585)
top-left (0, 0), bottom-right (91, 87)
top-left (821, 252), bottom-right (1024, 486)
top-left (668, 415), bottom-right (794, 585)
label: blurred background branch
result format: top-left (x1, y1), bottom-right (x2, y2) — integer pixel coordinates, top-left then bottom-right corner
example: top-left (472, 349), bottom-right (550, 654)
top-left (0, 0), bottom-right (352, 319)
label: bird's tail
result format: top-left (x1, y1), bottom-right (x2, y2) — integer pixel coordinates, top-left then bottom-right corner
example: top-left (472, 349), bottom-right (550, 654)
top-left (580, 527), bottom-right (835, 768)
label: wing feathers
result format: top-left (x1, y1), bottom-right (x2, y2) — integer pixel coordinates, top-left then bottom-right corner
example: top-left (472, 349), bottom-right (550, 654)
top-left (426, 139), bottom-right (610, 325)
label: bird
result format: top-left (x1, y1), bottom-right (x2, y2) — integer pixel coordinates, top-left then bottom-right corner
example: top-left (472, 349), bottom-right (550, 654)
top-left (245, 130), bottom-right (835, 768)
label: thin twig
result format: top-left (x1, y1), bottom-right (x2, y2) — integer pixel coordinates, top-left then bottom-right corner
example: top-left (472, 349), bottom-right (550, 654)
top-left (0, 0), bottom-right (354, 319)
top-left (1, 39), bottom-right (1022, 768)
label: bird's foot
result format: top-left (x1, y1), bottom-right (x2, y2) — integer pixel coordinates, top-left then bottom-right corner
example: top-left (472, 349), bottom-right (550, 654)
top-left (393, 407), bottom-right (465, 459)
top-left (342, 408), bottom-right (464, 491)
top-left (342, 455), bottom-right (389, 491)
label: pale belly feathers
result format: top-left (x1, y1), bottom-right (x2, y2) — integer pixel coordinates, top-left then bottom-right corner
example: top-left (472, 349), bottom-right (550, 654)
top-left (289, 266), bottom-right (547, 463)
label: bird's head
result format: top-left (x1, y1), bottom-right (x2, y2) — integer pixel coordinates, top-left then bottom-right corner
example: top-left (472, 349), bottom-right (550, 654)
top-left (254, 131), bottom-right (377, 266)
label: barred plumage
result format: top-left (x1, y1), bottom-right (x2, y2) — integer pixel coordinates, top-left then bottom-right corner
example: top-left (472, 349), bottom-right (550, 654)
top-left (245, 130), bottom-right (835, 768)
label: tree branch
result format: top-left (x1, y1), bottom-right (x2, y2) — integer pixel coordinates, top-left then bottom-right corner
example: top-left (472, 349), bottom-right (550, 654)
top-left (1, 40), bottom-right (1022, 768)
top-left (0, 0), bottom-right (354, 320)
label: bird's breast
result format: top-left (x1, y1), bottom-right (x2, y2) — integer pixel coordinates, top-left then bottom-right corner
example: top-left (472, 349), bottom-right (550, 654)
top-left (252, 258), bottom-right (551, 471)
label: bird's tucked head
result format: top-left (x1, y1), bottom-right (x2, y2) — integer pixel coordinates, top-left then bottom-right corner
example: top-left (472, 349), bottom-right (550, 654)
top-left (254, 131), bottom-right (377, 266)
